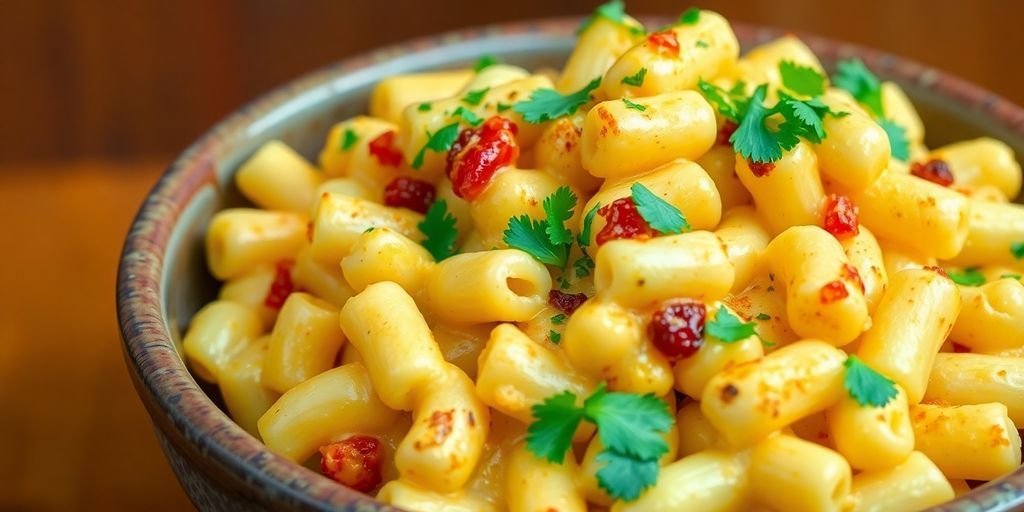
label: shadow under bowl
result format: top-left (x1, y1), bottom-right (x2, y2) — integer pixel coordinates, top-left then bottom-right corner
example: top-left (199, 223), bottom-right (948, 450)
top-left (117, 16), bottom-right (1024, 512)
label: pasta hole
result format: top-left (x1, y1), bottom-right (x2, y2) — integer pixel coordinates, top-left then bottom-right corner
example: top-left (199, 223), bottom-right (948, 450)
top-left (506, 277), bottom-right (538, 298)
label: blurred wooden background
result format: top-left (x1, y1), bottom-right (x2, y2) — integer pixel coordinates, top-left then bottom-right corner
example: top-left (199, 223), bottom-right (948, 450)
top-left (0, 1), bottom-right (1021, 511)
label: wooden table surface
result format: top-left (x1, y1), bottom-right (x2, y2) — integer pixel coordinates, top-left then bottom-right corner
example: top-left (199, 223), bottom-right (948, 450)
top-left (0, 160), bottom-right (194, 511)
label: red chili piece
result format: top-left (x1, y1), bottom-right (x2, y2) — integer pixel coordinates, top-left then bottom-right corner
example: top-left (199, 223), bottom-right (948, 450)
top-left (446, 116), bottom-right (520, 200)
top-left (649, 300), bottom-right (706, 361)
top-left (595, 197), bottom-right (656, 245)
top-left (716, 121), bottom-right (737, 146)
top-left (383, 176), bottom-right (436, 214)
top-left (549, 290), bottom-right (588, 315)
top-left (823, 194), bottom-right (860, 239)
top-left (319, 435), bottom-right (383, 493)
top-left (819, 280), bottom-right (849, 304)
top-left (910, 159), bottom-right (954, 187)
top-left (841, 263), bottom-right (865, 294)
top-left (368, 130), bottom-right (403, 167)
top-left (264, 260), bottom-right (295, 309)
top-left (748, 160), bottom-right (775, 177)
top-left (647, 30), bottom-right (680, 56)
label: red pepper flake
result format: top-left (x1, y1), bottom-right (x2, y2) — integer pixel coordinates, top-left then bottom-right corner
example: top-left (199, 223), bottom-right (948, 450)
top-left (549, 289), bottom-right (588, 315)
top-left (823, 194), bottom-right (859, 239)
top-left (716, 121), bottom-right (737, 146)
top-left (911, 159), bottom-right (954, 187)
top-left (446, 116), bottom-right (520, 200)
top-left (923, 265), bottom-right (949, 278)
top-left (748, 160), bottom-right (775, 177)
top-left (647, 30), bottom-right (680, 56)
top-left (595, 197), bottom-right (657, 245)
top-left (264, 260), bottom-right (295, 309)
top-left (649, 300), bottom-right (706, 361)
top-left (367, 130), bottom-right (403, 167)
top-left (383, 176), bottom-right (436, 214)
top-left (819, 280), bottom-right (849, 304)
top-left (841, 263), bottom-right (865, 294)
top-left (319, 435), bottom-right (383, 493)
top-left (952, 342), bottom-right (972, 353)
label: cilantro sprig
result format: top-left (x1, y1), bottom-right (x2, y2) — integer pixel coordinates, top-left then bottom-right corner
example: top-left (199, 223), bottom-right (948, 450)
top-left (843, 355), bottom-right (898, 407)
top-left (417, 200), bottom-right (458, 261)
top-left (473, 54), bottom-right (500, 72)
top-left (832, 58), bottom-right (911, 161)
top-left (779, 60), bottom-right (826, 97)
top-left (631, 183), bottom-right (689, 234)
top-left (678, 7), bottom-right (701, 25)
top-left (503, 186), bottom-right (578, 268)
top-left (451, 106), bottom-right (483, 127)
top-left (461, 87), bottom-right (490, 106)
top-left (411, 123), bottom-right (461, 170)
top-left (1011, 241), bottom-right (1024, 260)
top-left (577, 0), bottom-right (645, 36)
top-left (705, 306), bottom-right (757, 342)
top-left (513, 78), bottom-right (601, 124)
top-left (527, 384), bottom-right (672, 501)
top-left (340, 128), bottom-right (358, 151)
top-left (878, 119), bottom-right (910, 161)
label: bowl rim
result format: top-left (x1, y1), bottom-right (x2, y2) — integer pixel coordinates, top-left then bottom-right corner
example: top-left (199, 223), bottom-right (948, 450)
top-left (117, 15), bottom-right (1024, 512)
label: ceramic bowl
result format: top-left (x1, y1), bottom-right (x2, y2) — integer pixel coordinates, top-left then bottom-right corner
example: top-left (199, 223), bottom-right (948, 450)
top-left (117, 16), bottom-right (1024, 512)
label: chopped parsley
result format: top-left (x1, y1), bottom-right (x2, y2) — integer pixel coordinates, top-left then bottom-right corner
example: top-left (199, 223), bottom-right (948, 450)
top-left (461, 87), bottom-right (490, 106)
top-left (843, 355), bottom-right (898, 407)
top-left (496, 102), bottom-right (513, 112)
top-left (697, 79), bottom-right (749, 123)
top-left (678, 7), bottom-right (701, 25)
top-left (577, 0), bottom-right (645, 36)
top-left (1001, 273), bottom-right (1023, 281)
top-left (574, 255), bottom-right (595, 278)
top-left (879, 119), bottom-right (910, 161)
top-left (503, 186), bottom-right (578, 268)
top-left (513, 77), bottom-right (601, 124)
top-left (558, 275), bottom-right (572, 290)
top-left (549, 330), bottom-right (562, 343)
top-left (1012, 241), bottom-right (1024, 259)
top-left (621, 68), bottom-right (647, 87)
top-left (527, 384), bottom-right (672, 501)
top-left (417, 102), bottom-right (432, 112)
top-left (947, 267), bottom-right (986, 287)
top-left (417, 200), bottom-right (459, 261)
top-left (363, 227), bottom-right (375, 233)
top-left (340, 128), bottom-right (359, 151)
top-left (451, 106), bottom-right (483, 127)
top-left (551, 313), bottom-right (567, 325)
top-left (622, 98), bottom-right (647, 112)
top-left (577, 203), bottom-right (601, 251)
top-left (631, 183), bottom-right (689, 234)
top-left (705, 306), bottom-right (757, 342)
top-left (411, 123), bottom-right (461, 170)
top-left (779, 60), bottom-right (826, 97)
top-left (696, 40), bottom-right (710, 48)
top-left (473, 54), bottom-right (500, 72)
top-left (755, 312), bottom-right (771, 321)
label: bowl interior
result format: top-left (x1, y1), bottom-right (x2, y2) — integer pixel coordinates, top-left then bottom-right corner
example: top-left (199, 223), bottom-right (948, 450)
top-left (131, 17), bottom-right (1024, 511)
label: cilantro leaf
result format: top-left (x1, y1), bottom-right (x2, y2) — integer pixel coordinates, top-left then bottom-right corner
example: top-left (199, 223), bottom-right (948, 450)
top-left (417, 200), bottom-right (458, 261)
top-left (549, 330), bottom-right (562, 343)
top-left (1011, 241), bottom-right (1024, 259)
top-left (513, 78), bottom-right (601, 124)
top-left (577, 0), bottom-right (645, 36)
top-left (878, 119), bottom-right (910, 161)
top-left (340, 128), bottom-right (358, 151)
top-left (577, 203), bottom-right (601, 250)
top-left (583, 387), bottom-right (671, 460)
top-left (1001, 273), bottom-right (1023, 281)
top-left (461, 87), bottom-right (490, 106)
top-left (697, 79), bottom-right (744, 122)
top-left (948, 267), bottom-right (986, 287)
top-left (843, 355), bottom-right (898, 407)
top-left (779, 60), bottom-right (826, 97)
top-left (780, 98), bottom-right (827, 142)
top-left (526, 391), bottom-right (584, 463)
top-left (412, 123), bottom-right (461, 170)
top-left (731, 85), bottom-right (791, 163)
top-left (558, 275), bottom-right (571, 290)
top-left (678, 7), bottom-right (701, 25)
top-left (451, 106), bottom-right (483, 127)
top-left (622, 98), bottom-right (647, 112)
top-left (574, 254), bottom-right (595, 278)
top-left (833, 59), bottom-right (885, 118)
top-left (417, 102), bottom-right (432, 112)
top-left (621, 68), bottom-right (647, 87)
top-left (503, 215), bottom-right (569, 267)
top-left (631, 183), bottom-right (689, 235)
top-left (705, 305), bottom-right (757, 342)
top-left (595, 450), bottom-right (660, 502)
top-left (551, 313), bottom-right (567, 325)
top-left (755, 312), bottom-right (771, 321)
top-left (496, 102), bottom-right (512, 112)
top-left (543, 186), bottom-right (578, 246)
top-left (473, 54), bottom-right (500, 72)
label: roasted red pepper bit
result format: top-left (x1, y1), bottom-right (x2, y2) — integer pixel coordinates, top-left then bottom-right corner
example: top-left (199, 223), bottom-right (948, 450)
top-left (716, 121), bottom-right (738, 146)
top-left (823, 194), bottom-right (860, 239)
top-left (367, 130), bottom-right (403, 167)
top-left (264, 260), bottom-right (295, 309)
top-left (595, 197), bottom-right (656, 245)
top-left (748, 160), bottom-right (775, 177)
top-left (910, 159), bottom-right (954, 187)
top-left (649, 300), bottom-right (706, 361)
top-left (549, 290), bottom-right (588, 315)
top-left (319, 435), bottom-right (383, 493)
top-left (819, 280), bottom-right (849, 304)
top-left (446, 116), bottom-right (520, 200)
top-left (841, 263), bottom-right (865, 294)
top-left (383, 176), bottom-right (436, 214)
top-left (647, 30), bottom-right (680, 56)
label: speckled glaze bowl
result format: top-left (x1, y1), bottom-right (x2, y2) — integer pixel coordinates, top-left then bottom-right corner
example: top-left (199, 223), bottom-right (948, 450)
top-left (117, 16), bottom-right (1024, 512)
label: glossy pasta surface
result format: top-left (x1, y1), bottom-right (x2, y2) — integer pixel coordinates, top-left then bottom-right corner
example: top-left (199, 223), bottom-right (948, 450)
top-left (182, 5), bottom-right (1024, 511)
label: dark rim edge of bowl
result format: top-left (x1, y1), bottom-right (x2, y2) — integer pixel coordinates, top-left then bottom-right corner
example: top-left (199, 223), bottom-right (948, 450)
top-left (116, 15), bottom-right (1024, 512)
